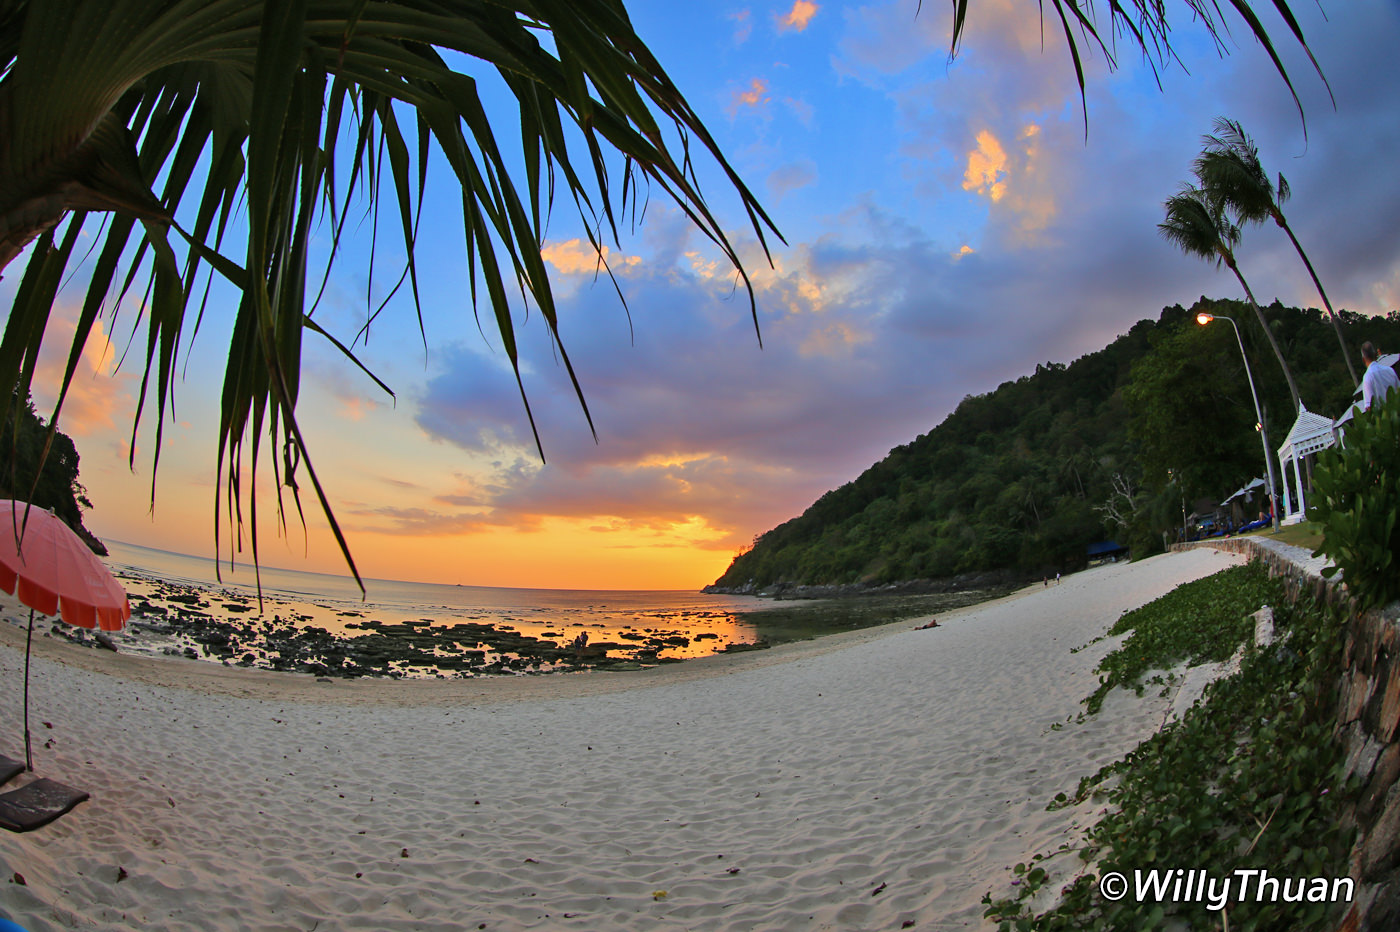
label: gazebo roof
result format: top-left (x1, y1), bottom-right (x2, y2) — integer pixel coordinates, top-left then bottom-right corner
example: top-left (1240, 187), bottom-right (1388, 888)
top-left (1277, 404), bottom-right (1337, 460)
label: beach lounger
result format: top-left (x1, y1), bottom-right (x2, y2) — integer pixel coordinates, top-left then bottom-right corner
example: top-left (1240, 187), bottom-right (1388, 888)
top-left (0, 755), bottom-right (22, 786)
top-left (0, 778), bottom-right (89, 833)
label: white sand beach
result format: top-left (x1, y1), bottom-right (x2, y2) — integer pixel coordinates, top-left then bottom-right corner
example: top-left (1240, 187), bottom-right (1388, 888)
top-left (0, 547), bottom-right (1242, 931)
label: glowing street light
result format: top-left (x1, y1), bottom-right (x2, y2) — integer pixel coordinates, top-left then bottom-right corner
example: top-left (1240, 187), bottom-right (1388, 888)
top-left (1197, 312), bottom-right (1280, 531)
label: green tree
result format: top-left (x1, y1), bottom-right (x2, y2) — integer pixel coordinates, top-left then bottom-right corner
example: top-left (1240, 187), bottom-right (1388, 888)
top-left (0, 1), bottom-right (1327, 584)
top-left (1124, 320), bottom-right (1261, 499)
top-left (1159, 186), bottom-right (1303, 413)
top-left (1195, 117), bottom-right (1358, 385)
top-left (1, 393), bottom-right (104, 553)
top-left (1309, 393), bottom-right (1400, 611)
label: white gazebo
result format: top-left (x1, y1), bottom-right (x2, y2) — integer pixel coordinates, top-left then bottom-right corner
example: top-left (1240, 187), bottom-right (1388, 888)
top-left (1276, 404), bottom-right (1338, 524)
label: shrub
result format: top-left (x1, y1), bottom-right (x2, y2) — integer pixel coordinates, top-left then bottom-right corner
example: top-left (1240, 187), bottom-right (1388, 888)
top-left (1308, 392), bottom-right (1400, 611)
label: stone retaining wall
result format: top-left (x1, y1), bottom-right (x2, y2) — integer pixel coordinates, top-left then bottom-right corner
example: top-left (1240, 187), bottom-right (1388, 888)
top-left (1171, 538), bottom-right (1399, 931)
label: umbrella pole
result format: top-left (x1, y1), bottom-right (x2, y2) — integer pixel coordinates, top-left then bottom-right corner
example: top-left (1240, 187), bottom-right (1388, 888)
top-left (23, 606), bottom-right (34, 772)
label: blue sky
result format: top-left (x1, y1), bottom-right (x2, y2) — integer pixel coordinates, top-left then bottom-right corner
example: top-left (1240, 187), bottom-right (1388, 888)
top-left (18, 1), bottom-right (1400, 589)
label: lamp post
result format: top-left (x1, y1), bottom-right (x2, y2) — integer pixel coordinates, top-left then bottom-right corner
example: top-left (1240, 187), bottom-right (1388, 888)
top-left (1197, 312), bottom-right (1280, 531)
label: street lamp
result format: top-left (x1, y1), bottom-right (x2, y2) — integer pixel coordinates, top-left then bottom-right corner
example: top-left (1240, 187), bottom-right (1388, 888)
top-left (1197, 312), bottom-right (1280, 531)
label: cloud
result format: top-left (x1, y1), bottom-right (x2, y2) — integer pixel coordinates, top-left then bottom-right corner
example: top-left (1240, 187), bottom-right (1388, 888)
top-left (347, 504), bottom-right (509, 537)
top-left (338, 397), bottom-right (383, 422)
top-left (779, 0), bottom-right (819, 32)
top-left (541, 239), bottom-right (641, 276)
top-left (767, 159), bottom-right (818, 200)
top-left (417, 1), bottom-right (1400, 558)
top-left (783, 96), bottom-right (815, 126)
top-left (962, 129), bottom-right (1009, 201)
top-left (729, 9), bottom-right (753, 45)
top-left (30, 305), bottom-right (137, 438)
top-left (960, 123), bottom-right (1056, 241)
top-left (412, 218), bottom-right (933, 547)
top-left (729, 77), bottom-right (771, 116)
top-left (412, 194), bottom-right (1159, 549)
top-left (834, 2), bottom-right (951, 80)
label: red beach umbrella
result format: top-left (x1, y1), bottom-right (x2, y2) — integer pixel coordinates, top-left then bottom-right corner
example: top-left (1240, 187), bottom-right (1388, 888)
top-left (0, 500), bottom-right (130, 770)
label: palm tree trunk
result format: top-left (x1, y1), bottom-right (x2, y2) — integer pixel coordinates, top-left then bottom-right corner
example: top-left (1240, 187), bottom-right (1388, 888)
top-left (0, 89), bottom-right (170, 281)
top-left (1228, 260), bottom-right (1303, 414)
top-left (1275, 213), bottom-right (1359, 387)
top-left (0, 195), bottom-right (69, 277)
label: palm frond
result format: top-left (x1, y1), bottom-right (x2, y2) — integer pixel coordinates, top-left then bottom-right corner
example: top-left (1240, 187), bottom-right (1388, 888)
top-left (1159, 186), bottom-right (1230, 268)
top-left (941, 2), bottom-right (1327, 133)
top-left (1195, 117), bottom-right (1275, 224)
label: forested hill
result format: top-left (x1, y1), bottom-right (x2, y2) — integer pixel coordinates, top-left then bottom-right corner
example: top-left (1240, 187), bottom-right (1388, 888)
top-left (710, 299), bottom-right (1400, 591)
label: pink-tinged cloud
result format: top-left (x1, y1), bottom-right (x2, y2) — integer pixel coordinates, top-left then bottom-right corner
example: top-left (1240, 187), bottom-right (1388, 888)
top-left (542, 238), bottom-right (641, 276)
top-left (729, 9), bottom-right (753, 44)
top-left (30, 305), bottom-right (136, 438)
top-left (729, 77), bottom-right (770, 116)
top-left (962, 129), bottom-right (1008, 201)
top-left (780, 0), bottom-right (819, 32)
top-left (339, 397), bottom-right (384, 422)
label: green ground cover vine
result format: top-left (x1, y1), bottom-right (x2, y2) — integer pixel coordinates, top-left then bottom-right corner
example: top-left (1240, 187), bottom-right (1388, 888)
top-left (986, 564), bottom-right (1356, 931)
top-left (1084, 564), bottom-right (1283, 713)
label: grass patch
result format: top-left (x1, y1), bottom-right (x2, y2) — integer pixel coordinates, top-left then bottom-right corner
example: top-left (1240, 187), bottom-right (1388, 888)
top-left (1239, 521), bottom-right (1324, 553)
top-left (985, 565), bottom-right (1356, 931)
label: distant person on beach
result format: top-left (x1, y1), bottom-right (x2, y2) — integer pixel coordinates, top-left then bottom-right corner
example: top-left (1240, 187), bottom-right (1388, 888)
top-left (1360, 341), bottom-right (1399, 412)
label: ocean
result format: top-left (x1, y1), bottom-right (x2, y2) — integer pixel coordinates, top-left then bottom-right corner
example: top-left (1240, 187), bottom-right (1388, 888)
top-left (97, 540), bottom-right (1009, 676)
top-left (104, 539), bottom-right (772, 662)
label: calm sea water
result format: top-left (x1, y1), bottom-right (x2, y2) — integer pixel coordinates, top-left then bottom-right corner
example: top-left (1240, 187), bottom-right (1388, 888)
top-left (103, 539), bottom-right (773, 660)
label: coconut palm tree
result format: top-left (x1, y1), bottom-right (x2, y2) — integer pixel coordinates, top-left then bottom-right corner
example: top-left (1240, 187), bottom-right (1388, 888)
top-left (1195, 117), bottom-right (1358, 386)
top-left (0, 1), bottom-right (1327, 585)
top-left (1159, 185), bottom-right (1303, 413)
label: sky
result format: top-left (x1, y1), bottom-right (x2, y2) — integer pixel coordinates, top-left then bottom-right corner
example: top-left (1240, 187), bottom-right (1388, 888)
top-left (10, 1), bottom-right (1400, 591)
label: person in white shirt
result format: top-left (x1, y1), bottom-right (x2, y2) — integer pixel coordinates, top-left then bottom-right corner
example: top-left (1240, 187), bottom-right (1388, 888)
top-left (1360, 341), bottom-right (1400, 412)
